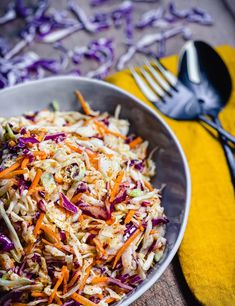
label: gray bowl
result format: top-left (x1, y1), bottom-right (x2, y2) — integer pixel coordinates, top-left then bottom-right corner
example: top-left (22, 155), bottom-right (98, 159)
top-left (0, 76), bottom-right (191, 305)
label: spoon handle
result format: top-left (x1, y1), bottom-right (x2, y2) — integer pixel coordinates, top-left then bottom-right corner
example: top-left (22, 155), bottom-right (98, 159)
top-left (213, 117), bottom-right (235, 187)
top-left (198, 115), bottom-right (235, 144)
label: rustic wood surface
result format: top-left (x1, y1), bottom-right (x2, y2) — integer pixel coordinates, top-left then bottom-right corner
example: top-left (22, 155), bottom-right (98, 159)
top-left (1, 0), bottom-right (235, 305)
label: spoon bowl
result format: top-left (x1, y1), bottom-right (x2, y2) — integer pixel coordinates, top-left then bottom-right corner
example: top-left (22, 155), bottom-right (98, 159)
top-left (178, 40), bottom-right (234, 186)
top-left (178, 40), bottom-right (232, 117)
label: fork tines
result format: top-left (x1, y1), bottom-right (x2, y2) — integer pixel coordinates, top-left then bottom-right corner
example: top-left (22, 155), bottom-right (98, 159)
top-left (129, 58), bottom-right (178, 103)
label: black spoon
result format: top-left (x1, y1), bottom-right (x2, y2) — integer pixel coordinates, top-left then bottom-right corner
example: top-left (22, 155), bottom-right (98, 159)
top-left (178, 40), bottom-right (235, 186)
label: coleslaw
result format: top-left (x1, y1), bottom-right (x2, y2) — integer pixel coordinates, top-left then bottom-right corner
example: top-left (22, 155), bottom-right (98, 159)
top-left (0, 91), bottom-right (168, 305)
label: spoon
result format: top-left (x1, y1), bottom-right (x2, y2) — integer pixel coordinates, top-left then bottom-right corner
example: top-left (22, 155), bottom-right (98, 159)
top-left (178, 40), bottom-right (235, 185)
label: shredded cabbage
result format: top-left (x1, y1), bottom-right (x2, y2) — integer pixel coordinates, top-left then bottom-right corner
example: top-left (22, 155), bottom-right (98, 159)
top-left (0, 94), bottom-right (167, 304)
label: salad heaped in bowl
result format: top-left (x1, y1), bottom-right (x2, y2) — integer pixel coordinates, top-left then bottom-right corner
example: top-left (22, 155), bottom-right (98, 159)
top-left (0, 91), bottom-right (168, 305)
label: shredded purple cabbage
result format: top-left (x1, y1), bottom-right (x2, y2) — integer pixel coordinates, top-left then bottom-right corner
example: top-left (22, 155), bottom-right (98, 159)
top-left (37, 200), bottom-right (46, 213)
top-left (68, 0), bottom-right (97, 33)
top-left (31, 253), bottom-right (41, 263)
top-left (44, 133), bottom-right (66, 142)
top-left (0, 0), bottom-right (213, 88)
top-left (90, 0), bottom-right (111, 6)
top-left (22, 148), bottom-right (35, 163)
top-left (0, 289), bottom-right (24, 305)
top-left (0, 233), bottom-right (14, 252)
top-left (23, 111), bottom-right (38, 121)
top-left (76, 182), bottom-right (87, 193)
top-left (60, 192), bottom-right (78, 214)
top-left (148, 240), bottom-right (157, 254)
top-left (0, 4), bottom-right (16, 25)
top-left (112, 190), bottom-right (127, 205)
top-left (18, 176), bottom-right (31, 195)
top-left (141, 201), bottom-right (151, 207)
top-left (111, 1), bottom-right (134, 41)
top-left (129, 159), bottom-right (145, 172)
top-left (18, 136), bottom-right (39, 145)
top-left (152, 217), bottom-right (169, 227)
top-left (77, 201), bottom-right (108, 220)
top-left (169, 3), bottom-right (213, 25)
top-left (60, 230), bottom-right (66, 242)
top-left (135, 7), bottom-right (164, 29)
top-left (108, 277), bottom-right (133, 291)
top-left (128, 274), bottom-right (142, 285)
top-left (124, 224), bottom-right (138, 241)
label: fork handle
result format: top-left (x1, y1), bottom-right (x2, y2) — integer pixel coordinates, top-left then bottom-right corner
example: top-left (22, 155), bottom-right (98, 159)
top-left (213, 117), bottom-right (235, 188)
top-left (198, 114), bottom-right (235, 144)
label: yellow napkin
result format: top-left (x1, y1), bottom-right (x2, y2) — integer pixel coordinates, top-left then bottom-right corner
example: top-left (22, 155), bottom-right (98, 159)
top-left (106, 45), bottom-right (235, 305)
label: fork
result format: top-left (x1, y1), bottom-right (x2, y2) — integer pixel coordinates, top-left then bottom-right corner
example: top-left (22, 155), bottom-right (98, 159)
top-left (129, 58), bottom-right (235, 144)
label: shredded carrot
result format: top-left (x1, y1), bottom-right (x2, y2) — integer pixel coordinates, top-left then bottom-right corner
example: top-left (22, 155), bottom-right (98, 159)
top-left (55, 174), bottom-right (63, 184)
top-left (0, 162), bottom-right (20, 179)
top-left (33, 151), bottom-right (47, 160)
top-left (109, 170), bottom-right (124, 202)
top-left (12, 304), bottom-right (28, 306)
top-left (78, 214), bottom-right (84, 222)
top-left (113, 229), bottom-right (141, 269)
top-left (83, 117), bottom-right (93, 127)
top-left (71, 193), bottom-right (82, 203)
top-left (106, 297), bottom-right (116, 304)
top-left (75, 90), bottom-right (91, 115)
top-left (68, 270), bottom-right (80, 288)
top-left (1, 169), bottom-right (27, 179)
top-left (63, 267), bottom-right (69, 294)
top-left (54, 295), bottom-right (62, 305)
top-left (40, 224), bottom-right (60, 243)
top-left (33, 212), bottom-right (45, 236)
top-left (79, 264), bottom-right (92, 291)
top-left (31, 292), bottom-right (46, 298)
top-left (73, 133), bottom-right (90, 141)
top-left (65, 142), bottom-right (83, 154)
top-left (21, 157), bottom-right (29, 169)
top-left (28, 168), bottom-right (42, 195)
top-left (138, 220), bottom-right (145, 232)
top-left (95, 259), bottom-right (103, 265)
top-left (16, 156), bottom-right (25, 162)
top-left (42, 238), bottom-right (62, 249)
top-left (124, 209), bottom-right (135, 224)
top-left (86, 149), bottom-right (97, 158)
top-left (129, 136), bottom-right (143, 149)
top-left (91, 276), bottom-right (109, 284)
top-left (98, 293), bottom-right (103, 300)
top-left (106, 218), bottom-right (115, 225)
top-left (94, 121), bottom-right (126, 139)
top-left (89, 229), bottom-right (99, 235)
top-left (105, 153), bottom-right (113, 158)
top-left (93, 238), bottom-right (107, 257)
top-left (143, 179), bottom-right (154, 191)
top-left (25, 242), bottom-right (33, 255)
top-left (93, 121), bottom-right (104, 137)
top-left (150, 229), bottom-right (156, 235)
top-left (71, 293), bottom-right (97, 306)
top-left (48, 266), bottom-right (67, 304)
top-left (89, 155), bottom-right (99, 170)
top-left (31, 292), bottom-right (47, 298)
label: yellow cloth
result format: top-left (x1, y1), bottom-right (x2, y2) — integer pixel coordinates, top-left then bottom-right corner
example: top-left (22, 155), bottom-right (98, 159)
top-left (106, 45), bottom-right (235, 306)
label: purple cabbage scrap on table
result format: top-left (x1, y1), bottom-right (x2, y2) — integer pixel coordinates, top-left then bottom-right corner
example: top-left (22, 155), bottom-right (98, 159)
top-left (0, 0), bottom-right (213, 88)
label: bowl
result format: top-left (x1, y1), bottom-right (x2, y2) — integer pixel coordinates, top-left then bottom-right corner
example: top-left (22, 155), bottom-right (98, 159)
top-left (0, 76), bottom-right (191, 305)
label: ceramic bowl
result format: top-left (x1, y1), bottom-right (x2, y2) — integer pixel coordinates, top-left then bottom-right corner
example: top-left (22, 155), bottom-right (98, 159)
top-left (0, 76), bottom-right (191, 305)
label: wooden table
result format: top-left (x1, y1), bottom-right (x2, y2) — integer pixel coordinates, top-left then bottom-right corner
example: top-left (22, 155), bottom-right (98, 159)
top-left (1, 0), bottom-right (235, 305)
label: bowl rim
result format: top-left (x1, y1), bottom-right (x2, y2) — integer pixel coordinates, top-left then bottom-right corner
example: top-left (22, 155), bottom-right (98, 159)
top-left (0, 76), bottom-right (191, 305)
